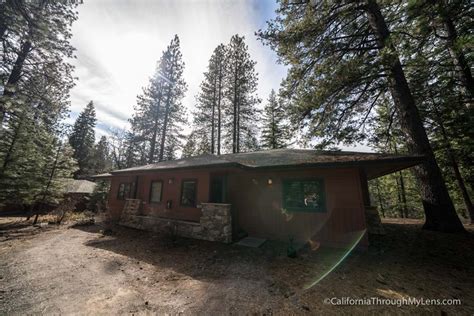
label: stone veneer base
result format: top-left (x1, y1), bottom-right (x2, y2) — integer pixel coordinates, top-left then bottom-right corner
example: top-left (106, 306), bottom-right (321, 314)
top-left (119, 203), bottom-right (232, 244)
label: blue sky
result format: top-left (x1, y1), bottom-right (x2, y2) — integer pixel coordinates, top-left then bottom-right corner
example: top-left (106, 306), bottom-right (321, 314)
top-left (68, 0), bottom-right (370, 151)
top-left (68, 0), bottom-right (286, 135)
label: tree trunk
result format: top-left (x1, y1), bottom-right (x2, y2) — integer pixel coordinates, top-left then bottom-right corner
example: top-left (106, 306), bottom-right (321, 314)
top-left (7, 40), bottom-right (33, 88)
top-left (158, 93), bottom-right (171, 162)
top-left (217, 75), bottom-right (222, 155)
top-left (436, 110), bottom-right (474, 223)
top-left (0, 2), bottom-right (7, 40)
top-left (57, 209), bottom-right (68, 224)
top-left (211, 76), bottom-right (216, 154)
top-left (33, 141), bottom-right (62, 224)
top-left (395, 176), bottom-right (404, 218)
top-left (447, 148), bottom-right (474, 223)
top-left (232, 65), bottom-right (238, 154)
top-left (375, 179), bottom-right (386, 217)
top-left (33, 213), bottom-right (40, 225)
top-left (237, 97), bottom-right (241, 153)
top-left (148, 96), bottom-right (162, 163)
top-left (0, 40), bottom-right (32, 125)
top-left (365, 0), bottom-right (464, 232)
top-left (0, 117), bottom-right (22, 176)
top-left (26, 203), bottom-right (34, 221)
top-left (434, 0), bottom-right (474, 102)
top-left (399, 171), bottom-right (409, 218)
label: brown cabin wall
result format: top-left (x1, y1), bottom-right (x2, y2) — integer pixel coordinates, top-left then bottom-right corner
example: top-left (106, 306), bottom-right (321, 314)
top-left (226, 167), bottom-right (368, 247)
top-left (108, 169), bottom-right (211, 222)
top-left (108, 166), bottom-right (369, 248)
top-left (108, 174), bottom-right (136, 220)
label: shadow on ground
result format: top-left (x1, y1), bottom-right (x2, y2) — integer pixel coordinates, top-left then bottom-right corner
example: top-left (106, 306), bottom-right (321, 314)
top-left (77, 221), bottom-right (474, 303)
top-left (1, 217), bottom-right (472, 314)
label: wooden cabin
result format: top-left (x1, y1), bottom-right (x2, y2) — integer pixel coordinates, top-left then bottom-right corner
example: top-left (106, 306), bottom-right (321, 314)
top-left (98, 149), bottom-right (423, 248)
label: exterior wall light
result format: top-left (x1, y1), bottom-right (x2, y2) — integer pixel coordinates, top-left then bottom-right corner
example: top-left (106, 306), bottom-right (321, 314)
top-left (268, 178), bottom-right (273, 185)
top-left (168, 178), bottom-right (174, 184)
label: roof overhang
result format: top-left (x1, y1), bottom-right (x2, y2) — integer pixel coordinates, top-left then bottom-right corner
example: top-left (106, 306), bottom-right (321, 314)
top-left (102, 152), bottom-right (425, 179)
top-left (90, 173), bottom-right (113, 180)
top-left (361, 156), bottom-right (425, 180)
top-left (110, 162), bottom-right (243, 175)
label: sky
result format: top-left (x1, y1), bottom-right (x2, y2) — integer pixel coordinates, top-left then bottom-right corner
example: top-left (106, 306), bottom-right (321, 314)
top-left (69, 0), bottom-right (370, 151)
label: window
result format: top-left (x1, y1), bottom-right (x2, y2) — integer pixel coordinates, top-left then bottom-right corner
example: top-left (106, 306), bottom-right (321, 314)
top-left (117, 183), bottom-right (131, 200)
top-left (282, 179), bottom-right (326, 212)
top-left (180, 180), bottom-right (197, 207)
top-left (149, 181), bottom-right (163, 203)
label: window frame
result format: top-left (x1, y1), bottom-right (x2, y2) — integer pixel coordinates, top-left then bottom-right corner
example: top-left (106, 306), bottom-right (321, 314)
top-left (180, 179), bottom-right (198, 207)
top-left (149, 180), bottom-right (164, 204)
top-left (117, 182), bottom-right (131, 200)
top-left (282, 178), bottom-right (326, 212)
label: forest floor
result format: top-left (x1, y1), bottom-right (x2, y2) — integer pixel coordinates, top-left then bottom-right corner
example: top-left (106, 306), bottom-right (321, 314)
top-left (0, 215), bottom-right (473, 315)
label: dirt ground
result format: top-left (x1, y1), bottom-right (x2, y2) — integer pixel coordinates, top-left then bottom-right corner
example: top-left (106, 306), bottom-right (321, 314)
top-left (0, 216), bottom-right (473, 315)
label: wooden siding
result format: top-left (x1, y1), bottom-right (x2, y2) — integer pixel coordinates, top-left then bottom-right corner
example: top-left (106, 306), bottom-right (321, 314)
top-left (107, 166), bottom-right (369, 247)
top-left (108, 170), bottom-right (212, 222)
top-left (226, 168), bottom-right (368, 247)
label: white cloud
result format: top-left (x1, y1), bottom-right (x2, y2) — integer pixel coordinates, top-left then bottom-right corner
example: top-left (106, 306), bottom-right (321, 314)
top-left (70, 0), bottom-right (286, 136)
top-left (69, 0), bottom-right (371, 152)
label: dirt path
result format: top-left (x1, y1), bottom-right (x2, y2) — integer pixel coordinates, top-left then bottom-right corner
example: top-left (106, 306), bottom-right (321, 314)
top-left (0, 220), bottom-right (473, 315)
top-left (0, 225), bottom-right (290, 315)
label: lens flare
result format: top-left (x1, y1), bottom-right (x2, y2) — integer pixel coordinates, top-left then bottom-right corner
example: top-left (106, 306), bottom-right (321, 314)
top-left (307, 238), bottom-right (320, 251)
top-left (303, 229), bottom-right (366, 290)
top-left (280, 208), bottom-right (294, 222)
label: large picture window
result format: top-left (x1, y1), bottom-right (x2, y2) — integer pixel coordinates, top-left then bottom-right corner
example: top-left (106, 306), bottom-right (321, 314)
top-left (180, 180), bottom-right (197, 207)
top-left (282, 179), bottom-right (326, 212)
top-left (117, 183), bottom-right (131, 200)
top-left (149, 181), bottom-right (163, 203)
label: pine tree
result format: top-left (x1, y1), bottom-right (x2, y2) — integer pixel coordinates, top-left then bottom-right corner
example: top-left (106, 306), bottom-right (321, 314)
top-left (260, 89), bottom-right (288, 149)
top-left (130, 35), bottom-right (187, 163)
top-left (0, 0), bottom-right (77, 125)
top-left (407, 0), bottom-right (473, 102)
top-left (182, 131), bottom-right (198, 158)
top-left (0, 107), bottom-right (77, 210)
top-left (258, 0), bottom-right (465, 232)
top-left (69, 101), bottom-right (96, 177)
top-left (225, 35), bottom-right (260, 153)
top-left (157, 36), bottom-right (187, 161)
top-left (402, 1), bottom-right (474, 222)
top-left (194, 44), bottom-right (227, 154)
top-left (30, 139), bottom-right (77, 223)
top-left (92, 136), bottom-right (111, 174)
top-left (108, 127), bottom-right (130, 169)
top-left (0, 0), bottom-right (78, 214)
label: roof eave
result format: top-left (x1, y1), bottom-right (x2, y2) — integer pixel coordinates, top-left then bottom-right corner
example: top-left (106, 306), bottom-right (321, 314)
top-left (109, 162), bottom-right (243, 175)
top-left (238, 155), bottom-right (425, 172)
top-left (106, 155), bottom-right (425, 176)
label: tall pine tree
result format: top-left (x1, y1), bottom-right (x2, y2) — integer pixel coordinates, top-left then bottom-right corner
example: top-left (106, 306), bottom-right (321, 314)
top-left (69, 101), bottom-right (96, 178)
top-left (225, 35), bottom-right (260, 153)
top-left (194, 44), bottom-right (227, 154)
top-left (260, 89), bottom-right (289, 149)
top-left (0, 0), bottom-right (77, 126)
top-left (130, 35), bottom-right (187, 163)
top-left (92, 135), bottom-right (111, 174)
top-left (0, 0), bottom-right (78, 210)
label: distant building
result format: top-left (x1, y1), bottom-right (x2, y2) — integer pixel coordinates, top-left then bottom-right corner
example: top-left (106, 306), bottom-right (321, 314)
top-left (62, 179), bottom-right (96, 211)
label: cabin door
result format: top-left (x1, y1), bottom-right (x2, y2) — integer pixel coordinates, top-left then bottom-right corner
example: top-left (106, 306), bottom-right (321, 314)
top-left (210, 175), bottom-right (226, 203)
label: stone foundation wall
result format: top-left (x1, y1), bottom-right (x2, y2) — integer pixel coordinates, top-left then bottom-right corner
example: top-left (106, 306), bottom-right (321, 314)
top-left (119, 202), bottom-right (232, 243)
